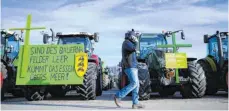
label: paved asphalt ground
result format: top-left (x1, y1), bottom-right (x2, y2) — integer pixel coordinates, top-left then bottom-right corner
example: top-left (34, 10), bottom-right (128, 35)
top-left (1, 89), bottom-right (228, 110)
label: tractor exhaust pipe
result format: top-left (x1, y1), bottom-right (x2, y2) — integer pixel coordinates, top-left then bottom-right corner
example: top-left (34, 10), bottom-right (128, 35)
top-left (50, 28), bottom-right (55, 42)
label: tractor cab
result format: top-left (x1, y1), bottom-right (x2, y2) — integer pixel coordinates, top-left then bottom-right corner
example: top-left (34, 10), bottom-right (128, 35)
top-left (204, 31), bottom-right (228, 65)
top-left (57, 32), bottom-right (99, 57)
top-left (1, 30), bottom-right (23, 62)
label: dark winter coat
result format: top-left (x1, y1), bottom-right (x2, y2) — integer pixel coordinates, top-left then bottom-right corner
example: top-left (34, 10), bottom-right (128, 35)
top-left (121, 39), bottom-right (138, 69)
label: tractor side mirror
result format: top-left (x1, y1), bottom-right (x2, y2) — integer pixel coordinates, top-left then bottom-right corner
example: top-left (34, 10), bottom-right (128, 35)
top-left (181, 32), bottom-right (185, 40)
top-left (204, 34), bottom-right (209, 43)
top-left (43, 34), bottom-right (50, 44)
top-left (94, 32), bottom-right (99, 42)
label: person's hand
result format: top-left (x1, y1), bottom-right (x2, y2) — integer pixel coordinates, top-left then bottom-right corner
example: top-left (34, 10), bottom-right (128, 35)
top-left (136, 51), bottom-right (140, 54)
top-left (132, 36), bottom-right (138, 43)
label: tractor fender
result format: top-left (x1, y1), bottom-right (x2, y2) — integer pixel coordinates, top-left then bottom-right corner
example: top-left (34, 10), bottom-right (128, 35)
top-left (90, 54), bottom-right (99, 66)
top-left (199, 56), bottom-right (218, 72)
top-left (88, 58), bottom-right (98, 80)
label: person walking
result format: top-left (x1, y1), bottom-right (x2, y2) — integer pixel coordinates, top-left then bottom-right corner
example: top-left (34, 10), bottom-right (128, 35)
top-left (114, 29), bottom-right (144, 109)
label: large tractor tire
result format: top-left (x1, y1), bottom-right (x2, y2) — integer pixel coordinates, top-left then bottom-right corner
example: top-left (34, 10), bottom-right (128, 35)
top-left (96, 70), bottom-right (103, 96)
top-left (1, 63), bottom-right (7, 101)
top-left (47, 86), bottom-right (67, 97)
top-left (222, 63), bottom-right (228, 91)
top-left (138, 63), bottom-right (151, 100)
top-left (180, 61), bottom-right (206, 98)
top-left (77, 62), bottom-right (97, 100)
top-left (102, 74), bottom-right (109, 90)
top-left (198, 60), bottom-right (218, 95)
top-left (25, 87), bottom-right (48, 101)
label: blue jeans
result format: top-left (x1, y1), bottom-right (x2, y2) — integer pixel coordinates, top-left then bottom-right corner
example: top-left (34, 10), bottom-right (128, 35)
top-left (116, 68), bottom-right (139, 105)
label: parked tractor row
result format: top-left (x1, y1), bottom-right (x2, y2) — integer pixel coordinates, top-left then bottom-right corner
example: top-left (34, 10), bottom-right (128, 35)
top-left (1, 15), bottom-right (228, 102)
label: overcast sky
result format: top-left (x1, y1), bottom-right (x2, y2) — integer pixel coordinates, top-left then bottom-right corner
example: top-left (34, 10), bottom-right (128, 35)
top-left (1, 0), bottom-right (228, 66)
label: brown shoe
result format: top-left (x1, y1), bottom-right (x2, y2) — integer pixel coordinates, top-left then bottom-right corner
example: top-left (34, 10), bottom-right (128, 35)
top-left (114, 95), bottom-right (121, 108)
top-left (132, 103), bottom-right (145, 109)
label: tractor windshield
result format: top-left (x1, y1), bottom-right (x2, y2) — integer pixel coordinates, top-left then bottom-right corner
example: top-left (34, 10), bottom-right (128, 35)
top-left (58, 37), bottom-right (86, 45)
top-left (58, 36), bottom-right (92, 53)
top-left (139, 34), bottom-right (166, 59)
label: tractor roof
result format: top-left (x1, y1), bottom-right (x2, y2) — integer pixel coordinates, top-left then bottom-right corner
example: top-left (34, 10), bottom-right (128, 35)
top-left (140, 33), bottom-right (164, 38)
top-left (1, 30), bottom-right (15, 35)
top-left (207, 32), bottom-right (228, 39)
top-left (57, 32), bottom-right (95, 40)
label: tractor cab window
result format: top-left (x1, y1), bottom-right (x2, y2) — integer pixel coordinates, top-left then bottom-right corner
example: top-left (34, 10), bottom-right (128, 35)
top-left (139, 34), bottom-right (166, 58)
top-left (208, 36), bottom-right (228, 62)
top-left (1, 35), bottom-right (6, 45)
top-left (140, 35), bottom-right (166, 51)
top-left (222, 36), bottom-right (228, 60)
top-left (58, 36), bottom-right (91, 52)
top-left (208, 37), bottom-right (219, 62)
top-left (58, 37), bottom-right (86, 45)
top-left (85, 38), bottom-right (92, 52)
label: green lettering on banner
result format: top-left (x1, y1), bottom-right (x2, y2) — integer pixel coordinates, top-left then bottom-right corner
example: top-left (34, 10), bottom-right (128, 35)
top-left (16, 44), bottom-right (85, 85)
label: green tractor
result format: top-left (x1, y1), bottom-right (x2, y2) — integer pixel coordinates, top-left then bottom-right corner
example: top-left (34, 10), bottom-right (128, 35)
top-left (198, 31), bottom-right (228, 95)
top-left (119, 29), bottom-right (206, 100)
top-left (12, 15), bottom-right (102, 101)
top-left (102, 65), bottom-right (111, 91)
top-left (43, 30), bottom-right (103, 98)
top-left (1, 30), bottom-right (24, 101)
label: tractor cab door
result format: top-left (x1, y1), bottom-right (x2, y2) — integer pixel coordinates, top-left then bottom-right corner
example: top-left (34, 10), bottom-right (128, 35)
top-left (7, 35), bottom-right (20, 61)
top-left (207, 36), bottom-right (219, 62)
top-left (222, 36), bottom-right (228, 60)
